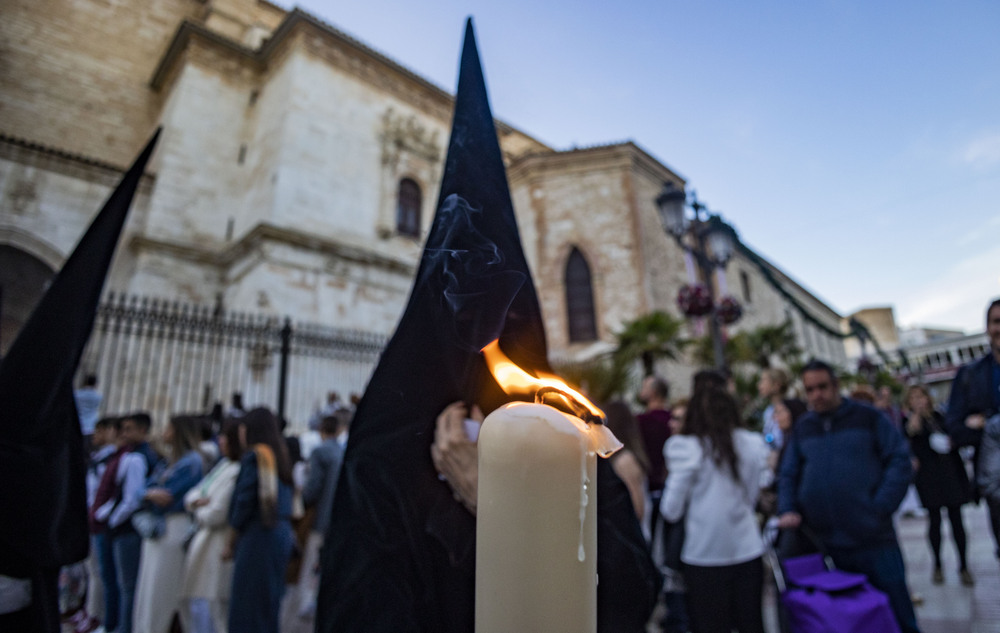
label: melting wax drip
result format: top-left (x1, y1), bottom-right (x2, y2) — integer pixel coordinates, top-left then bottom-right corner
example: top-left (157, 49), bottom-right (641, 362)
top-left (578, 445), bottom-right (590, 562)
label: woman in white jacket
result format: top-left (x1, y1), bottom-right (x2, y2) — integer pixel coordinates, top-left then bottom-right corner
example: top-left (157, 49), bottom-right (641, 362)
top-left (660, 371), bottom-right (768, 633)
top-left (181, 420), bottom-right (242, 633)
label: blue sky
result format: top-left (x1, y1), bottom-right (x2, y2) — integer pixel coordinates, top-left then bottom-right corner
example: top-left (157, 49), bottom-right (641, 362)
top-left (294, 0), bottom-right (1000, 333)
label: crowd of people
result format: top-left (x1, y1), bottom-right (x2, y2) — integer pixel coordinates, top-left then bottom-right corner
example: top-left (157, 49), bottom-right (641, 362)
top-left (57, 299), bottom-right (1000, 633)
top-left (429, 298), bottom-right (1000, 633)
top-left (65, 391), bottom-right (353, 633)
top-left (607, 298), bottom-right (1000, 633)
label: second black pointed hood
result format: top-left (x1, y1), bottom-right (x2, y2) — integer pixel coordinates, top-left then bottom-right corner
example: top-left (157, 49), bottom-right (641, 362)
top-left (0, 129), bottom-right (161, 578)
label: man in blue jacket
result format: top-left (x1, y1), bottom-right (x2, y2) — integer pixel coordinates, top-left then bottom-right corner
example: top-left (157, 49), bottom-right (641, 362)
top-left (777, 360), bottom-right (918, 633)
top-left (946, 298), bottom-right (1000, 559)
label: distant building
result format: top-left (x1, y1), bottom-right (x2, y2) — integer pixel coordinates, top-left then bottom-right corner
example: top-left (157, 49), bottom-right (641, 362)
top-left (897, 326), bottom-right (965, 347)
top-left (845, 307), bottom-right (988, 404)
top-left (2, 0), bottom-right (849, 420)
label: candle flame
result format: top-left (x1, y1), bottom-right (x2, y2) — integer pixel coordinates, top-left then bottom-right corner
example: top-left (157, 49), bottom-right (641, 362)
top-left (481, 340), bottom-right (605, 422)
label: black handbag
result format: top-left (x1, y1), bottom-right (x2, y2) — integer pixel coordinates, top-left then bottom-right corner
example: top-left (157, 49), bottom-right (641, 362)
top-left (661, 517), bottom-right (685, 570)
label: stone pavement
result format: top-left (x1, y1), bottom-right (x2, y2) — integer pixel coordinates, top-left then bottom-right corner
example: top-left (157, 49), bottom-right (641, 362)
top-left (65, 506), bottom-right (998, 633)
top-left (650, 502), bottom-right (999, 633)
top-left (898, 503), bottom-right (999, 633)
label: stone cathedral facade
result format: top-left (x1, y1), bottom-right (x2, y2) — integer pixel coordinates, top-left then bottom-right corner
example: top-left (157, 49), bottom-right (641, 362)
top-left (1, 0), bottom-right (847, 399)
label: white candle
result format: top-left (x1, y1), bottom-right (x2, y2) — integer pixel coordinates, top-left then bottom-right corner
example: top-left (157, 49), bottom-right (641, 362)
top-left (475, 401), bottom-right (601, 633)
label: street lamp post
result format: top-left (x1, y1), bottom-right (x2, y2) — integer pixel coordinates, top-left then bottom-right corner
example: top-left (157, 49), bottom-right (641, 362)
top-left (655, 182), bottom-right (738, 372)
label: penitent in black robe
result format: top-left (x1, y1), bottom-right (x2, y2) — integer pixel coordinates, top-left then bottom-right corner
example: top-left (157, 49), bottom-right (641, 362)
top-left (0, 130), bottom-right (160, 632)
top-left (315, 20), bottom-right (659, 633)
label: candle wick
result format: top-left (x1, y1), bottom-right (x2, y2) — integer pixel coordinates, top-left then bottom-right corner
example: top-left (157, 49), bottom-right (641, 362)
top-left (534, 387), bottom-right (606, 425)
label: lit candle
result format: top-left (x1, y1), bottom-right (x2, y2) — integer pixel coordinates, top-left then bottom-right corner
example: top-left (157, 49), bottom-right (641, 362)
top-left (475, 341), bottom-right (621, 633)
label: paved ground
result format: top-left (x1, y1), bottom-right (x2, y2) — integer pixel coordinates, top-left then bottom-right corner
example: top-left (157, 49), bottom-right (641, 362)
top-left (762, 504), bottom-right (999, 633)
top-left (898, 503), bottom-right (999, 633)
top-left (650, 502), bottom-right (998, 633)
top-left (66, 504), bottom-right (998, 633)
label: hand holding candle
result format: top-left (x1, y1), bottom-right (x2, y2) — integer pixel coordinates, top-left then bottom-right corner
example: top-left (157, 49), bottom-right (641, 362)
top-left (432, 401), bottom-right (483, 514)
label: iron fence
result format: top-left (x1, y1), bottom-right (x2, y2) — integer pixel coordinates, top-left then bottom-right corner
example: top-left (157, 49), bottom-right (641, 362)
top-left (77, 293), bottom-right (386, 431)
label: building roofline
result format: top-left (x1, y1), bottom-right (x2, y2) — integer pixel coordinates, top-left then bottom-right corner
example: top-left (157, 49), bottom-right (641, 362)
top-left (508, 140), bottom-right (686, 183)
top-left (150, 8), bottom-right (549, 148)
top-left (738, 241), bottom-right (844, 320)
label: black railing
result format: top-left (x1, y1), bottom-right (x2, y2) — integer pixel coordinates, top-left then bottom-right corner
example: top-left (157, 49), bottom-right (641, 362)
top-left (77, 293), bottom-right (386, 429)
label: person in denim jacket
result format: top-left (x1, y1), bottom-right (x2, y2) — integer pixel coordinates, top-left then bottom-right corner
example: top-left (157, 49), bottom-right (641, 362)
top-left (131, 415), bottom-right (206, 633)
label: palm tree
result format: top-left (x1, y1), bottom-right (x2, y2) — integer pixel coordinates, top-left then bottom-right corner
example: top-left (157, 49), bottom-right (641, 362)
top-left (613, 311), bottom-right (689, 376)
top-left (689, 332), bottom-right (745, 369)
top-left (555, 355), bottom-right (633, 404)
top-left (738, 320), bottom-right (801, 369)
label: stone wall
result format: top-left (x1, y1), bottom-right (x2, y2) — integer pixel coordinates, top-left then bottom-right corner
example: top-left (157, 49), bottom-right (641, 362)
top-left (0, 0), bottom-right (850, 399)
top-left (0, 0), bottom-right (198, 164)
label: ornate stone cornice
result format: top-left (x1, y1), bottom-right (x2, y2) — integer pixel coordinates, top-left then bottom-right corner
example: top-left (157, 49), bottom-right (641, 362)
top-left (508, 141), bottom-right (685, 185)
top-left (150, 20), bottom-right (259, 91)
top-left (129, 222), bottom-right (416, 276)
top-left (0, 132), bottom-right (157, 190)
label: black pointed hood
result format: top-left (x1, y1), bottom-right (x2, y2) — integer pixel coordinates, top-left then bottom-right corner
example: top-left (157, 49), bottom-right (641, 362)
top-left (317, 20), bottom-right (546, 633)
top-left (0, 128), bottom-right (161, 578)
top-left (316, 22), bottom-right (658, 633)
top-left (358, 16), bottom-right (551, 431)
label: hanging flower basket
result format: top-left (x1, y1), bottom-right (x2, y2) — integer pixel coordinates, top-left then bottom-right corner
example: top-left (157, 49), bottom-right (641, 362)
top-left (677, 283), bottom-right (713, 317)
top-left (715, 295), bottom-right (743, 325)
top-left (857, 357), bottom-right (877, 378)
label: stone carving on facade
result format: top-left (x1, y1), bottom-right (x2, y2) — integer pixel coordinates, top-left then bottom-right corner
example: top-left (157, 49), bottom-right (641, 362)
top-left (376, 107), bottom-right (443, 239)
top-left (6, 180), bottom-right (37, 215)
top-left (380, 107), bottom-right (441, 167)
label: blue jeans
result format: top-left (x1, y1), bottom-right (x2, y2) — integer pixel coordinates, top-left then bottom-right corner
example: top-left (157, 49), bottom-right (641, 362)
top-left (829, 543), bottom-right (920, 633)
top-left (95, 532), bottom-right (119, 631)
top-left (112, 530), bottom-right (142, 633)
top-left (662, 590), bottom-right (689, 633)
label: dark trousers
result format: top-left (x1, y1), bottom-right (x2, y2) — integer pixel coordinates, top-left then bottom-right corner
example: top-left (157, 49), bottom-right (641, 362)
top-left (987, 496), bottom-right (1000, 559)
top-left (683, 557), bottom-right (764, 633)
top-left (662, 589), bottom-right (689, 633)
top-left (927, 505), bottom-right (968, 569)
top-left (828, 543), bottom-right (919, 633)
top-left (95, 532), bottom-right (119, 631)
top-left (648, 489), bottom-right (663, 537)
top-left (112, 530), bottom-right (142, 633)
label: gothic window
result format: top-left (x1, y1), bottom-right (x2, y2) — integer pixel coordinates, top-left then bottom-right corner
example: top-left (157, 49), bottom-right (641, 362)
top-left (396, 178), bottom-right (422, 238)
top-left (740, 269), bottom-right (752, 303)
top-left (565, 247), bottom-right (597, 342)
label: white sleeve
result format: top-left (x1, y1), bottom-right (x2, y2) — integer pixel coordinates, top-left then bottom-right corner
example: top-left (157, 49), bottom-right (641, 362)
top-left (659, 436), bottom-right (702, 523)
top-left (109, 454), bottom-right (146, 529)
top-left (194, 465), bottom-right (240, 528)
top-left (749, 433), bottom-right (771, 499)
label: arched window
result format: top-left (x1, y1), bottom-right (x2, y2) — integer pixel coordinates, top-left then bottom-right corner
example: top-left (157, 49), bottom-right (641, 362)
top-left (0, 245), bottom-right (56, 356)
top-left (565, 247), bottom-right (597, 342)
top-left (396, 178), bottom-right (422, 238)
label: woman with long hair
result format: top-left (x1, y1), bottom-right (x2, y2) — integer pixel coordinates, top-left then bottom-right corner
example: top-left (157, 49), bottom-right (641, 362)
top-left (660, 370), bottom-right (769, 633)
top-left (181, 419), bottom-right (243, 633)
top-left (227, 407), bottom-right (295, 633)
top-left (759, 399), bottom-right (807, 519)
top-left (904, 385), bottom-right (974, 585)
top-left (132, 415), bottom-right (206, 633)
top-left (602, 400), bottom-right (651, 523)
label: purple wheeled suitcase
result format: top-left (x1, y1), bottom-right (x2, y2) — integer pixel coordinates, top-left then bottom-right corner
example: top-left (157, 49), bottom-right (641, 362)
top-left (777, 552), bottom-right (901, 633)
